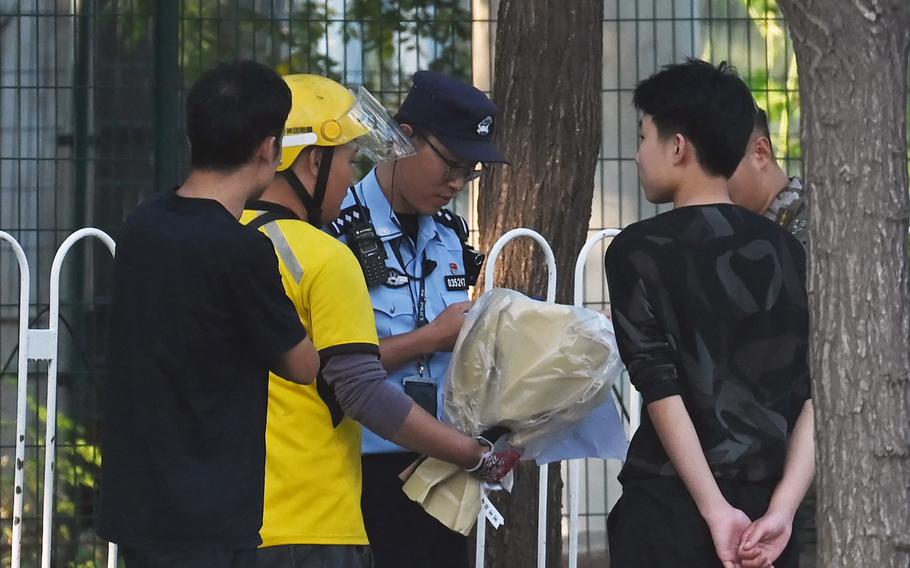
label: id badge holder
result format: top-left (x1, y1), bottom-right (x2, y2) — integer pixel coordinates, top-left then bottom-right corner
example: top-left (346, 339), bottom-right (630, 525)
top-left (402, 360), bottom-right (438, 417)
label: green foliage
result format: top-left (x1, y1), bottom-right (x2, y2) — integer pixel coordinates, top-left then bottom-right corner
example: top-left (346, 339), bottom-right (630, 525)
top-left (178, 1), bottom-right (341, 85)
top-left (346, 0), bottom-right (471, 99)
top-left (1, 376), bottom-right (104, 567)
top-left (700, 0), bottom-right (803, 175)
top-left (105, 0), bottom-right (473, 100)
top-left (745, 0), bottom-right (780, 17)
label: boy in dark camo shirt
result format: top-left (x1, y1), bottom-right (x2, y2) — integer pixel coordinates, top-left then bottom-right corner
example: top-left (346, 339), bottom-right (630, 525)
top-left (606, 59), bottom-right (815, 568)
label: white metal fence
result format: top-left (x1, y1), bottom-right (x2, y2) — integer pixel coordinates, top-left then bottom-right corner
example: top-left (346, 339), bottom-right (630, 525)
top-left (1, 226), bottom-right (641, 567)
top-left (477, 229), bottom-right (558, 568)
top-left (0, 228), bottom-right (118, 568)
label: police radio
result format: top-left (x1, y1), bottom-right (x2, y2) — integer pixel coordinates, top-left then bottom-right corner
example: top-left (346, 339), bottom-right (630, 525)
top-left (332, 191), bottom-right (389, 287)
top-left (349, 221), bottom-right (388, 287)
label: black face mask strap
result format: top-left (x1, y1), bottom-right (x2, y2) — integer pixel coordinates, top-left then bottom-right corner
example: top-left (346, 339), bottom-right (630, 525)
top-left (281, 145), bottom-right (335, 228)
top-left (311, 145), bottom-right (335, 227)
top-left (281, 169), bottom-right (319, 225)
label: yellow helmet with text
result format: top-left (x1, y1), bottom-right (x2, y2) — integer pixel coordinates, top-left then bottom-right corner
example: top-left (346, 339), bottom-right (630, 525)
top-left (279, 74), bottom-right (414, 171)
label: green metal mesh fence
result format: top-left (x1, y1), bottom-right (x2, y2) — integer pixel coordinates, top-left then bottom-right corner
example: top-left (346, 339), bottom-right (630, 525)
top-left (0, 0), bottom-right (901, 566)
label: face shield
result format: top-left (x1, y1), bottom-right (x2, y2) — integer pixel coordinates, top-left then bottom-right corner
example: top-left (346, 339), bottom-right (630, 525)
top-left (345, 86), bottom-right (416, 164)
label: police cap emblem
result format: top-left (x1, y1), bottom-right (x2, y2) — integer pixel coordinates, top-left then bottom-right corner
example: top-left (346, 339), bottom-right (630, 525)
top-left (477, 116), bottom-right (493, 136)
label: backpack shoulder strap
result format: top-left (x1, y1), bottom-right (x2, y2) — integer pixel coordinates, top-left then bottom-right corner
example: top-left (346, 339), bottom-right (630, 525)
top-left (246, 209), bottom-right (299, 231)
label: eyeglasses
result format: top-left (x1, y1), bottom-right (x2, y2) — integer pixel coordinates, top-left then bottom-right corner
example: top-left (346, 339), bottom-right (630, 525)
top-left (420, 134), bottom-right (486, 184)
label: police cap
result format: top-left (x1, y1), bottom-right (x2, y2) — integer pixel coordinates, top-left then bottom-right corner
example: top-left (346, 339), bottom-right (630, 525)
top-left (397, 70), bottom-right (508, 164)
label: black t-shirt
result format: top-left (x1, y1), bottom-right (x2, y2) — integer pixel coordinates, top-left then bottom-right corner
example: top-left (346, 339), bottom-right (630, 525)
top-left (98, 191), bottom-right (307, 551)
top-left (606, 204), bottom-right (809, 483)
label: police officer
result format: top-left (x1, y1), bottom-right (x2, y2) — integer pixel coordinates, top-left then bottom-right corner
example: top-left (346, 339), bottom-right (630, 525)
top-left (728, 107), bottom-right (807, 247)
top-left (243, 74), bottom-right (516, 568)
top-left (330, 71), bottom-right (508, 568)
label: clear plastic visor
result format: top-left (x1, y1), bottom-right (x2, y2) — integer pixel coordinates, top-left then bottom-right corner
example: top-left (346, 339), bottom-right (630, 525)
top-left (347, 86), bottom-right (416, 163)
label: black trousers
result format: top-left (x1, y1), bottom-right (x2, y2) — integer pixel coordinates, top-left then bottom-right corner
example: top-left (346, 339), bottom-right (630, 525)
top-left (361, 452), bottom-right (468, 568)
top-left (608, 477), bottom-right (799, 568)
top-left (121, 546), bottom-right (256, 568)
top-left (256, 544), bottom-right (372, 568)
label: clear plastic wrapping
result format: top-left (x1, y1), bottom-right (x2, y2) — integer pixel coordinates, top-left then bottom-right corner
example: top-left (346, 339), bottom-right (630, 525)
top-left (403, 288), bottom-right (627, 534)
top-left (443, 288), bottom-right (624, 455)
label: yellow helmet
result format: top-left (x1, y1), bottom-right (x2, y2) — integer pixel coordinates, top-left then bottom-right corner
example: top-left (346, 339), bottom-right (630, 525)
top-left (279, 74), bottom-right (368, 171)
top-left (279, 74), bottom-right (415, 171)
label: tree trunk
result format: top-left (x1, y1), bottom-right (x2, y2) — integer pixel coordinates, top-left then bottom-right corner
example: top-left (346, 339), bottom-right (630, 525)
top-left (775, 2), bottom-right (910, 566)
top-left (475, 0), bottom-right (603, 566)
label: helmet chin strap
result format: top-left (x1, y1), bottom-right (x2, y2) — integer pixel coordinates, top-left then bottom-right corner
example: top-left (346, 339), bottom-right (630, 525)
top-left (281, 146), bottom-right (335, 227)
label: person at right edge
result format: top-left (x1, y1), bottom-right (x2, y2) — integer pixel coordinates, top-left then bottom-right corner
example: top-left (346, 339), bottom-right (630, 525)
top-left (605, 59), bottom-right (814, 568)
top-left (728, 106), bottom-right (814, 568)
top-left (728, 107), bottom-right (807, 248)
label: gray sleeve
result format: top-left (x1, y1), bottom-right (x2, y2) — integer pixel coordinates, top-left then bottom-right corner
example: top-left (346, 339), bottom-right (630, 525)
top-left (321, 351), bottom-right (414, 438)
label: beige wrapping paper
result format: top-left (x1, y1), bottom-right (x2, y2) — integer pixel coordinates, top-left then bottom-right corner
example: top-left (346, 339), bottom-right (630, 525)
top-left (402, 288), bottom-right (622, 534)
top-left (402, 460), bottom-right (481, 535)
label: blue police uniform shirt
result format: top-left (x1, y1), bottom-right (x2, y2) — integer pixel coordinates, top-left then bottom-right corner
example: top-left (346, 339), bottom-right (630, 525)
top-left (337, 168), bottom-right (471, 455)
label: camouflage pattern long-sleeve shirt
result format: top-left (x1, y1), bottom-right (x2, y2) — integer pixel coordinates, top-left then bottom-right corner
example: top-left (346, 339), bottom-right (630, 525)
top-left (606, 204), bottom-right (811, 483)
top-left (765, 176), bottom-right (807, 249)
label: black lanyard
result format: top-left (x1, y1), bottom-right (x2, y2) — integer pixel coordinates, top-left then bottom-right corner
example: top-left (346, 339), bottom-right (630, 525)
top-left (416, 274), bottom-right (427, 327)
top-left (389, 238), bottom-right (430, 327)
top-left (389, 234), bottom-right (438, 378)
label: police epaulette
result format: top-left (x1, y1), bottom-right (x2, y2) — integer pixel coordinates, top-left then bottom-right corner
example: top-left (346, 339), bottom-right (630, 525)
top-left (328, 205), bottom-right (364, 237)
top-left (434, 208), bottom-right (469, 243)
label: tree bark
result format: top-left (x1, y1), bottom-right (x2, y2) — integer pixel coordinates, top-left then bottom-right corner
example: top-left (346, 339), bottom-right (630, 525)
top-left (475, 0), bottom-right (603, 566)
top-left (774, 1), bottom-right (910, 566)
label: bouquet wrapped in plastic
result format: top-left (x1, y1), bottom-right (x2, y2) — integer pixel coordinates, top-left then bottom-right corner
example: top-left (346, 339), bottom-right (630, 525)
top-left (401, 288), bottom-right (626, 534)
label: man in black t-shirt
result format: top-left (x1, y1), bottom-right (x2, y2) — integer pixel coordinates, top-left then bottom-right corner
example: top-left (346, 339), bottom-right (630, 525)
top-left (606, 59), bottom-right (815, 568)
top-left (98, 60), bottom-right (320, 568)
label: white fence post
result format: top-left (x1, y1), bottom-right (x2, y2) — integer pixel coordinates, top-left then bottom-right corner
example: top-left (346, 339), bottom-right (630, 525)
top-left (0, 232), bottom-right (33, 568)
top-left (0, 229), bottom-right (118, 568)
top-left (37, 228), bottom-right (117, 568)
top-left (477, 228), bottom-right (557, 568)
top-left (567, 229), bottom-right (621, 568)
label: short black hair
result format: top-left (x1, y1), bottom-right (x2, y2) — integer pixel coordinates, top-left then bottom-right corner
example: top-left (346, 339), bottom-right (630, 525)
top-left (633, 59), bottom-right (756, 178)
top-left (185, 60), bottom-right (291, 171)
top-left (754, 107), bottom-right (771, 139)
